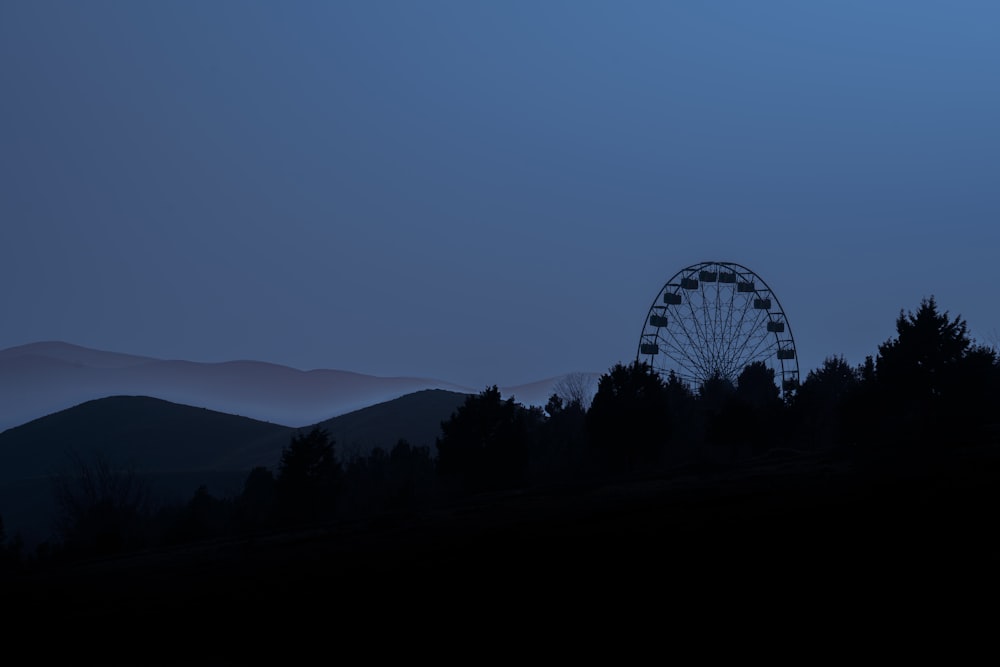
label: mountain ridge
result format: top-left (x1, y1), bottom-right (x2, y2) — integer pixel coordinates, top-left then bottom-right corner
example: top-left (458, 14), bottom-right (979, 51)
top-left (1, 341), bottom-right (593, 433)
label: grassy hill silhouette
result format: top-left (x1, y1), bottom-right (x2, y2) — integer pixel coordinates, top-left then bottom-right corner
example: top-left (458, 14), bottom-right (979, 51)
top-left (0, 395), bottom-right (293, 483)
top-left (0, 390), bottom-right (472, 546)
top-left (0, 390), bottom-right (472, 483)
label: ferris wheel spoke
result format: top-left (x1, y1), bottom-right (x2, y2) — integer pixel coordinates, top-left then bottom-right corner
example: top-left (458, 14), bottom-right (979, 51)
top-left (708, 279), bottom-right (728, 370)
top-left (683, 282), bottom-right (709, 355)
top-left (727, 306), bottom-right (774, 372)
top-left (714, 277), bottom-right (730, 365)
top-left (658, 339), bottom-right (711, 382)
top-left (705, 283), bottom-right (722, 371)
top-left (699, 281), bottom-right (726, 375)
top-left (695, 325), bottom-right (718, 373)
top-left (733, 291), bottom-right (770, 371)
top-left (721, 281), bottom-right (740, 359)
top-left (650, 300), bottom-right (709, 377)
top-left (716, 294), bottom-right (754, 374)
top-left (746, 316), bottom-right (781, 360)
top-left (659, 324), bottom-right (713, 375)
top-left (706, 275), bottom-right (734, 376)
top-left (678, 285), bottom-right (713, 370)
top-left (735, 330), bottom-right (777, 372)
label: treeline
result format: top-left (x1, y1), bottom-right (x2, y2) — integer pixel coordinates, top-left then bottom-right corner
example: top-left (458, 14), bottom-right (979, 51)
top-left (2, 296), bottom-right (998, 571)
top-left (435, 296), bottom-right (1000, 492)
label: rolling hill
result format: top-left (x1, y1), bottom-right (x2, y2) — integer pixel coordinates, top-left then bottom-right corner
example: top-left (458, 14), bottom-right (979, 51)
top-left (0, 390), bottom-right (473, 486)
top-left (0, 389), bottom-right (473, 547)
top-left (0, 341), bottom-right (590, 433)
top-left (0, 396), bottom-right (294, 548)
top-left (0, 396), bottom-right (294, 484)
top-left (0, 342), bottom-right (594, 547)
top-left (314, 388), bottom-right (469, 458)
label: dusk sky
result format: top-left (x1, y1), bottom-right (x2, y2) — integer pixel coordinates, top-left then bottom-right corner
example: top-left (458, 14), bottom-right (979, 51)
top-left (2, 1), bottom-right (998, 389)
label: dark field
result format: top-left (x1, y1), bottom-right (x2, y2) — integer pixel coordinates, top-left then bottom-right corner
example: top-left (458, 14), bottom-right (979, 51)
top-left (10, 444), bottom-right (1000, 655)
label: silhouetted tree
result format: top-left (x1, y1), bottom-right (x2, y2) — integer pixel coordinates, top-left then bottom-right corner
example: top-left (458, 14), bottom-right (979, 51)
top-left (0, 514), bottom-right (23, 574)
top-left (545, 393), bottom-right (565, 417)
top-left (793, 355), bottom-right (860, 450)
top-left (533, 391), bottom-right (588, 482)
top-left (341, 446), bottom-right (390, 515)
top-left (52, 451), bottom-right (152, 556)
top-left (235, 466), bottom-right (277, 532)
top-left (436, 386), bottom-right (536, 494)
top-left (872, 297), bottom-right (1000, 447)
top-left (736, 362), bottom-right (781, 410)
top-left (342, 438), bottom-right (439, 515)
top-left (387, 438), bottom-right (435, 508)
top-left (696, 371), bottom-right (737, 451)
top-left (662, 370), bottom-right (698, 458)
top-left (552, 372), bottom-right (597, 411)
top-left (165, 485), bottom-right (232, 544)
top-left (839, 355), bottom-right (880, 450)
top-left (586, 361), bottom-right (671, 472)
top-left (698, 371), bottom-right (736, 413)
top-left (736, 361), bottom-right (787, 454)
top-left (275, 428), bottom-right (341, 526)
top-left (696, 366), bottom-right (786, 458)
top-left (877, 296), bottom-right (971, 396)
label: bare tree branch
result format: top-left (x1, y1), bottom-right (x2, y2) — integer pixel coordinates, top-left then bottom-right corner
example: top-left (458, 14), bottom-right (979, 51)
top-left (552, 372), bottom-right (597, 410)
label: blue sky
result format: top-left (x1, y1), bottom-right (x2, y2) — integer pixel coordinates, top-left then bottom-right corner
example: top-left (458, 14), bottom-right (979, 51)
top-left (2, 1), bottom-right (998, 388)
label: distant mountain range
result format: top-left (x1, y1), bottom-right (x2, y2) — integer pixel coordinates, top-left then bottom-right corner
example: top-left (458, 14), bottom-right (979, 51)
top-left (0, 389), bottom-right (470, 547)
top-left (0, 341), bottom-right (595, 434)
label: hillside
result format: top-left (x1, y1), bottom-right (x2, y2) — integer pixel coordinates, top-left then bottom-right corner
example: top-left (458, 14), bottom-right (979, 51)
top-left (0, 396), bottom-right (296, 547)
top-left (0, 395), bottom-right (293, 483)
top-left (313, 389), bottom-right (470, 458)
top-left (0, 390), bottom-right (473, 485)
top-left (0, 390), bottom-right (472, 547)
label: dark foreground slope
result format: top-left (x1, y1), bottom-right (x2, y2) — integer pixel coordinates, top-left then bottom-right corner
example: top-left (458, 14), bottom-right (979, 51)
top-left (9, 444), bottom-right (1000, 649)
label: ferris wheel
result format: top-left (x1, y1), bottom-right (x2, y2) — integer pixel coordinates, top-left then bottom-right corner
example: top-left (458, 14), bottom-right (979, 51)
top-left (637, 261), bottom-right (799, 398)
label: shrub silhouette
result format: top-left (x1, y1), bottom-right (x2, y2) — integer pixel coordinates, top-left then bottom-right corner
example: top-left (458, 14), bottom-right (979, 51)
top-left (51, 451), bottom-right (152, 557)
top-left (235, 466), bottom-right (277, 532)
top-left (436, 386), bottom-right (535, 494)
top-left (275, 428), bottom-right (341, 526)
top-left (532, 392), bottom-right (589, 482)
top-left (793, 355), bottom-right (860, 450)
top-left (586, 361), bottom-right (671, 472)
